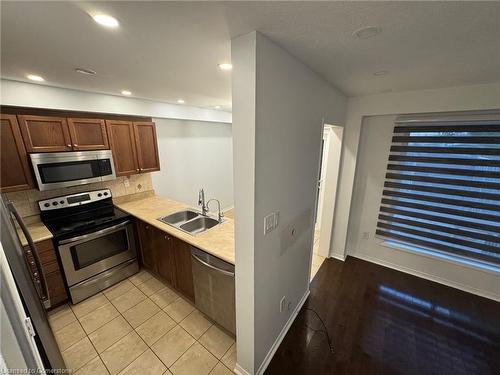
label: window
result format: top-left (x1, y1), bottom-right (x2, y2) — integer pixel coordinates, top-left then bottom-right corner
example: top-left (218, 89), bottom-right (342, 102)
top-left (376, 112), bottom-right (500, 267)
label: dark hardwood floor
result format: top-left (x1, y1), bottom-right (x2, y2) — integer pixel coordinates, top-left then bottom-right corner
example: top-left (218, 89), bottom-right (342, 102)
top-left (266, 256), bottom-right (500, 375)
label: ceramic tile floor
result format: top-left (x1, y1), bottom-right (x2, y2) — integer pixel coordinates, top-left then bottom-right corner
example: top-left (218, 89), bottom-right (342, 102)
top-left (48, 270), bottom-right (236, 375)
top-left (311, 228), bottom-right (325, 280)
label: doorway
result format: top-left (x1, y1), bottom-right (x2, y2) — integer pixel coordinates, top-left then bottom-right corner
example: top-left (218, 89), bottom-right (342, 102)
top-left (311, 124), bottom-right (343, 279)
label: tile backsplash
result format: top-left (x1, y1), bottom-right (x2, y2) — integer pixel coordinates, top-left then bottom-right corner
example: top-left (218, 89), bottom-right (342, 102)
top-left (3, 173), bottom-right (153, 218)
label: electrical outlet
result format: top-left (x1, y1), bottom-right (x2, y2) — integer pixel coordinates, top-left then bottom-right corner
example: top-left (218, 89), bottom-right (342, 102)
top-left (361, 231), bottom-right (370, 240)
top-left (123, 178), bottom-right (130, 188)
top-left (280, 296), bottom-right (286, 312)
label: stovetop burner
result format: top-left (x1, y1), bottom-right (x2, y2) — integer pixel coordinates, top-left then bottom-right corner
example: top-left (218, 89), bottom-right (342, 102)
top-left (38, 189), bottom-right (130, 241)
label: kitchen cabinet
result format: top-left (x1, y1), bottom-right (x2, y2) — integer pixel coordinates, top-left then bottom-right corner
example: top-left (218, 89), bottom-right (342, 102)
top-left (1, 114), bottom-right (34, 192)
top-left (136, 220), bottom-right (194, 302)
top-left (18, 115), bottom-right (73, 152)
top-left (156, 232), bottom-right (177, 287)
top-left (67, 118), bottom-right (109, 150)
top-left (106, 120), bottom-right (161, 176)
top-left (23, 239), bottom-right (68, 308)
top-left (133, 122), bottom-right (160, 173)
top-left (106, 120), bottom-right (139, 176)
top-left (172, 237), bottom-right (195, 302)
top-left (137, 221), bottom-right (156, 271)
top-left (18, 115), bottom-right (110, 152)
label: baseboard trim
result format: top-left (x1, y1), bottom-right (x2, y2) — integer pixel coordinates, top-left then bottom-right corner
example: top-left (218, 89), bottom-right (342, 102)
top-left (234, 363), bottom-right (251, 375)
top-left (350, 252), bottom-right (500, 302)
top-left (254, 289), bottom-right (310, 375)
top-left (330, 252), bottom-right (346, 261)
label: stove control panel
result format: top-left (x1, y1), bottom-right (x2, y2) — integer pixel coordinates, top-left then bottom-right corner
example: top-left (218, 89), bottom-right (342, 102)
top-left (38, 189), bottom-right (112, 211)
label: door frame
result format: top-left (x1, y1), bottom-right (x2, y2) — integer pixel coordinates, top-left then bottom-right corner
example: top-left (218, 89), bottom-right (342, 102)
top-left (317, 124), bottom-right (344, 258)
top-left (315, 127), bottom-right (332, 228)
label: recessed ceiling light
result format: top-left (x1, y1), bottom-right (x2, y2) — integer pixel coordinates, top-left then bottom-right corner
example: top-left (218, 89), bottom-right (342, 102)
top-left (373, 70), bottom-right (389, 76)
top-left (214, 105), bottom-right (221, 109)
top-left (75, 67), bottom-right (97, 75)
top-left (121, 90), bottom-right (132, 96)
top-left (26, 74), bottom-right (44, 82)
top-left (177, 99), bottom-right (185, 104)
top-left (93, 14), bottom-right (119, 28)
top-left (353, 26), bottom-right (381, 39)
top-left (218, 63), bottom-right (232, 71)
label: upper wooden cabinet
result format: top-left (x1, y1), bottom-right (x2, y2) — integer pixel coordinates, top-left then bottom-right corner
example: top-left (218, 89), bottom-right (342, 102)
top-left (106, 120), bottom-right (139, 176)
top-left (133, 122), bottom-right (160, 173)
top-left (67, 118), bottom-right (109, 150)
top-left (18, 115), bottom-right (73, 152)
top-left (1, 114), bottom-right (34, 192)
top-left (106, 120), bottom-right (160, 176)
top-left (18, 115), bottom-right (110, 152)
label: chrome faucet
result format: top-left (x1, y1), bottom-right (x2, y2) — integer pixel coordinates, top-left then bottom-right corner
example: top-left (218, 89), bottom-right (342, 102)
top-left (198, 188), bottom-right (208, 216)
top-left (206, 199), bottom-right (224, 223)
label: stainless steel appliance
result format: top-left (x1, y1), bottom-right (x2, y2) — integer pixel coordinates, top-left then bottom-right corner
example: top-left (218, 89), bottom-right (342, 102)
top-left (39, 189), bottom-right (138, 303)
top-left (1, 197), bottom-right (66, 370)
top-left (191, 247), bottom-right (235, 335)
top-left (30, 150), bottom-right (116, 191)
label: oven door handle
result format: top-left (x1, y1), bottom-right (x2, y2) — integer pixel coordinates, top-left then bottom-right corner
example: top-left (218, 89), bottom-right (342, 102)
top-left (58, 220), bottom-right (131, 245)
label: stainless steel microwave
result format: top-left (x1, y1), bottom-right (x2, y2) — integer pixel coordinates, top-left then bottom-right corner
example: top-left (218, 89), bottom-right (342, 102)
top-left (30, 150), bottom-right (116, 191)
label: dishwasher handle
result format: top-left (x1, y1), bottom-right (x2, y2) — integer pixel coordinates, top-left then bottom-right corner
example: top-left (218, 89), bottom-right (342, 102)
top-left (191, 253), bottom-right (234, 277)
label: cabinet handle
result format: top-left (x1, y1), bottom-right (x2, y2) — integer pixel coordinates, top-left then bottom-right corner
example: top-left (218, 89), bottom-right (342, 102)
top-left (146, 225), bottom-right (149, 229)
top-left (136, 168), bottom-right (140, 172)
top-left (74, 143), bottom-right (78, 147)
top-left (67, 144), bottom-right (71, 147)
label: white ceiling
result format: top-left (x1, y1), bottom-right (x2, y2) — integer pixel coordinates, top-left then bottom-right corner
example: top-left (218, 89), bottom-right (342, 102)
top-left (2, 1), bottom-right (499, 109)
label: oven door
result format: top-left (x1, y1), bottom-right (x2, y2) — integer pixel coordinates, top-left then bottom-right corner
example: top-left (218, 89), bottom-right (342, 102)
top-left (57, 220), bottom-right (136, 286)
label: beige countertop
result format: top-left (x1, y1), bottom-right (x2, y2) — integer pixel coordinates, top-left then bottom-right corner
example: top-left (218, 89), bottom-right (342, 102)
top-left (16, 220), bottom-right (53, 247)
top-left (115, 195), bottom-right (235, 264)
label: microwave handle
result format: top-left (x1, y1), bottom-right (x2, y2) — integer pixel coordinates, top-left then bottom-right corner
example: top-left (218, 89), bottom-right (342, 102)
top-left (7, 202), bottom-right (50, 305)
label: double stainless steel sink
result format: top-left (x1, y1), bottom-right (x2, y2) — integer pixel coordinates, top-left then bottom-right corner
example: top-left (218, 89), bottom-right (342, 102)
top-left (158, 209), bottom-right (221, 235)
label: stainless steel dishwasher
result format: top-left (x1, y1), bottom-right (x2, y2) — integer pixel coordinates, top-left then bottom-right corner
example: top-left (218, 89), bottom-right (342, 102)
top-left (191, 247), bottom-right (235, 335)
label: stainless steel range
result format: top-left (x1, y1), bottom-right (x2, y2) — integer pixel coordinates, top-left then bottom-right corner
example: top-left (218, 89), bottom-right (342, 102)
top-left (39, 189), bottom-right (138, 303)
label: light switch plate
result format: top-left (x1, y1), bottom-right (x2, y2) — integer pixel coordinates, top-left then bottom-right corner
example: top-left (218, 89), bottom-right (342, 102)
top-left (264, 211), bottom-right (280, 235)
top-left (264, 213), bottom-right (275, 235)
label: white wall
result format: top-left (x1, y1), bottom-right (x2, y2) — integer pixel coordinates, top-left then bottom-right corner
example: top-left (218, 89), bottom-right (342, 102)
top-left (347, 114), bottom-right (500, 301)
top-left (332, 82), bottom-right (500, 260)
top-left (0, 79), bottom-right (232, 123)
top-left (151, 118), bottom-right (233, 209)
top-left (232, 31), bottom-right (347, 375)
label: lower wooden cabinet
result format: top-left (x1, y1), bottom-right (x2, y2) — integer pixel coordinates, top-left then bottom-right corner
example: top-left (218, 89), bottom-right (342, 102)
top-left (172, 237), bottom-right (195, 302)
top-left (23, 239), bottom-right (68, 308)
top-left (136, 220), bottom-right (195, 302)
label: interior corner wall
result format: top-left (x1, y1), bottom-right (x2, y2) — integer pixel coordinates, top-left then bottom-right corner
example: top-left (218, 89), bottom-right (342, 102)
top-left (346, 114), bottom-right (500, 301)
top-left (232, 31), bottom-right (347, 375)
top-left (151, 118), bottom-right (234, 209)
top-left (329, 82), bottom-right (500, 300)
top-left (331, 82), bottom-right (500, 261)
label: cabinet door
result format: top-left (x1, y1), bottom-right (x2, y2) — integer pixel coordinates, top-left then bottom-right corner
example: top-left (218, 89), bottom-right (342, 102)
top-left (18, 115), bottom-right (72, 152)
top-left (133, 122), bottom-right (160, 173)
top-left (67, 118), bottom-right (109, 150)
top-left (24, 240), bottom-right (68, 308)
top-left (138, 222), bottom-right (156, 272)
top-left (106, 120), bottom-right (139, 176)
top-left (155, 230), bottom-right (177, 287)
top-left (1, 114), bottom-right (34, 192)
top-left (172, 237), bottom-right (195, 302)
